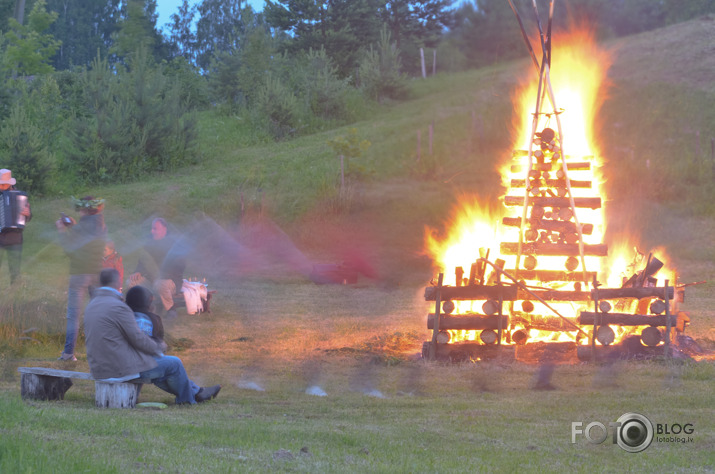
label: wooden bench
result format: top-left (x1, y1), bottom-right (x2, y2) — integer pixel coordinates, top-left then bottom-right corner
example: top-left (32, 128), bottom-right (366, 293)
top-left (18, 367), bottom-right (150, 409)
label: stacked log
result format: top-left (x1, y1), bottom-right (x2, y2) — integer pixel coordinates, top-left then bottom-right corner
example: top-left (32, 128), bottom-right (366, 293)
top-left (427, 314), bottom-right (508, 330)
top-left (578, 312), bottom-right (676, 327)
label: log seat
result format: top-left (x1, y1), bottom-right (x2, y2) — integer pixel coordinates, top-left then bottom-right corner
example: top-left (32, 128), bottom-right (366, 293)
top-left (18, 367), bottom-right (151, 409)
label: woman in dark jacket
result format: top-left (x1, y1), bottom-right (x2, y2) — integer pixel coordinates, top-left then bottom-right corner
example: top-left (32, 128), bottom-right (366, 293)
top-left (125, 285), bottom-right (211, 400)
top-left (125, 285), bottom-right (164, 344)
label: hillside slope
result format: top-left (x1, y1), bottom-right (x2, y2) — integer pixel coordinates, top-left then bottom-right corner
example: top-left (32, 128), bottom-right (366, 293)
top-left (17, 17), bottom-right (715, 298)
top-left (607, 14), bottom-right (715, 93)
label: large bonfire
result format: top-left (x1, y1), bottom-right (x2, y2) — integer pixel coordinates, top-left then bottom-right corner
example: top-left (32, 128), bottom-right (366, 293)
top-left (422, 21), bottom-right (683, 357)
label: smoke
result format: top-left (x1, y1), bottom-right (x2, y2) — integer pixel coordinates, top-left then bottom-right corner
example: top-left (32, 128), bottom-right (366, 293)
top-left (182, 214), bottom-right (314, 281)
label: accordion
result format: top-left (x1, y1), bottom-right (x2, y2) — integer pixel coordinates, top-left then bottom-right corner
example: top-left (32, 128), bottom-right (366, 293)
top-left (0, 190), bottom-right (28, 232)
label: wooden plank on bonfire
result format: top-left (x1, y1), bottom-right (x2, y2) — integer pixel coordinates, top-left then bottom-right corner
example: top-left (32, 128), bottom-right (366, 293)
top-left (502, 217), bottom-right (594, 235)
top-left (511, 315), bottom-right (577, 332)
top-left (505, 269), bottom-right (596, 282)
top-left (517, 289), bottom-right (592, 301)
top-left (500, 242), bottom-right (608, 256)
top-left (424, 284), bottom-right (518, 301)
top-left (504, 196), bottom-right (601, 209)
top-left (427, 314), bottom-right (509, 330)
top-left (510, 179), bottom-right (591, 188)
top-left (589, 287), bottom-right (674, 300)
top-left (578, 312), bottom-right (676, 327)
top-left (510, 161), bottom-right (591, 173)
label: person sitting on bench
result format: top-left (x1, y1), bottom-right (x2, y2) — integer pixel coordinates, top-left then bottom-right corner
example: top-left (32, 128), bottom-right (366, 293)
top-left (85, 268), bottom-right (220, 404)
top-left (125, 285), bottom-right (165, 345)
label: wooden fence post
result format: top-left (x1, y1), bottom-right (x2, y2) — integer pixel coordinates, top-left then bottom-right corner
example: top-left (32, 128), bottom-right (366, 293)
top-left (416, 130), bottom-right (421, 162)
top-left (429, 122), bottom-right (434, 156)
top-left (420, 48), bottom-right (426, 79)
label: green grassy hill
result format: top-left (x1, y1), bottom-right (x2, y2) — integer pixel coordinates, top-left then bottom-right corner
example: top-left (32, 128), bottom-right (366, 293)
top-left (5, 16), bottom-right (715, 335)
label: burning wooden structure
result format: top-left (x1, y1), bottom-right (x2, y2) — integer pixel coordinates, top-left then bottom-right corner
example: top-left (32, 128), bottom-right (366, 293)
top-left (421, 2), bottom-right (697, 362)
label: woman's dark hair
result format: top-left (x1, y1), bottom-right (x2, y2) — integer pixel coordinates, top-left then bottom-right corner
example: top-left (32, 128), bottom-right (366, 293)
top-left (125, 285), bottom-right (154, 313)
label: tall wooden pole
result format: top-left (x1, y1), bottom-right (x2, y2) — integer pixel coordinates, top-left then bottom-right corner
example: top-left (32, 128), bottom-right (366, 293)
top-left (420, 48), bottom-right (426, 79)
top-left (416, 130), bottom-right (421, 162)
top-left (429, 122), bottom-right (433, 155)
top-left (14, 0), bottom-right (26, 25)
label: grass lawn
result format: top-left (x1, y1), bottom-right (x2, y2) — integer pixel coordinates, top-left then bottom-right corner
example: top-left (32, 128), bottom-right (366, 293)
top-left (1, 277), bottom-right (713, 472)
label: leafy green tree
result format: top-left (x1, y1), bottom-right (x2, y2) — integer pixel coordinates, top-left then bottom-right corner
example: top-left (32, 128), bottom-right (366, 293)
top-left (446, 0), bottom-right (530, 69)
top-left (265, 0), bottom-right (453, 77)
top-left (326, 127), bottom-right (371, 185)
top-left (46, 0), bottom-right (121, 70)
top-left (371, 0), bottom-right (456, 76)
top-left (3, 0), bottom-right (60, 75)
top-left (63, 49), bottom-right (197, 184)
top-left (0, 36), bottom-right (12, 121)
top-left (208, 11), bottom-right (274, 110)
top-left (0, 76), bottom-right (62, 195)
top-left (381, 0), bottom-right (453, 50)
top-left (110, 0), bottom-right (162, 62)
top-left (301, 48), bottom-right (351, 119)
top-left (166, 0), bottom-right (198, 63)
top-left (254, 73), bottom-right (302, 139)
top-left (195, 0), bottom-right (248, 71)
top-left (165, 56), bottom-right (210, 109)
top-left (0, 0), bottom-right (16, 33)
top-left (265, 0), bottom-right (384, 77)
top-left (357, 27), bottom-right (408, 102)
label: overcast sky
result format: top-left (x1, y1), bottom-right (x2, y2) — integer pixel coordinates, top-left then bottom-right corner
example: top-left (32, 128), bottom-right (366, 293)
top-left (155, 0), bottom-right (266, 31)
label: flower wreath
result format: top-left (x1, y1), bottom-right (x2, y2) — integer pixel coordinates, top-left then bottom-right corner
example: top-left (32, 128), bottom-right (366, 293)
top-left (71, 196), bottom-right (105, 210)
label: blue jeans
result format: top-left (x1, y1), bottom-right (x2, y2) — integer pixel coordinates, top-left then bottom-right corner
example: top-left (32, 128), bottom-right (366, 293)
top-left (63, 273), bottom-right (97, 355)
top-left (139, 355), bottom-right (200, 404)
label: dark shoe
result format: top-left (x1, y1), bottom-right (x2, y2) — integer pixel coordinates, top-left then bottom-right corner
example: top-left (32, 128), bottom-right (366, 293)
top-left (195, 384), bottom-right (221, 402)
top-left (165, 309), bottom-right (178, 319)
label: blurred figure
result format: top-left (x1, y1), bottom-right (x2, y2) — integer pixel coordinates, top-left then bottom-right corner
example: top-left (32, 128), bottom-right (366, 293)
top-left (129, 218), bottom-right (186, 318)
top-left (0, 169), bottom-right (32, 285)
top-left (532, 362), bottom-right (557, 391)
top-left (102, 240), bottom-right (124, 291)
top-left (55, 196), bottom-right (107, 361)
top-left (350, 356), bottom-right (386, 398)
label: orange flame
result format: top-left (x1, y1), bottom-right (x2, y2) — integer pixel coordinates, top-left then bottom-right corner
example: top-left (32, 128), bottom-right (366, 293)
top-left (424, 26), bottom-right (677, 347)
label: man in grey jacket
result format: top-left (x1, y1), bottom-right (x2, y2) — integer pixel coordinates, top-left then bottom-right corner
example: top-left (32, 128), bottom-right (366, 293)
top-left (84, 268), bottom-right (220, 404)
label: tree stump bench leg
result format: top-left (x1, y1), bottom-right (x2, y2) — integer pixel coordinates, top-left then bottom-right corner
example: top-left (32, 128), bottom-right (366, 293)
top-left (20, 373), bottom-right (73, 401)
top-left (94, 382), bottom-right (141, 409)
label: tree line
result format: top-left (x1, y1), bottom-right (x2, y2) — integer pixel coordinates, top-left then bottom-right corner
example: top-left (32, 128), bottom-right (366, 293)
top-left (0, 0), bottom-right (712, 195)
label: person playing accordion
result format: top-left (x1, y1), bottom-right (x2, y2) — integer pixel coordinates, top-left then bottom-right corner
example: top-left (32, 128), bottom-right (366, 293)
top-left (0, 169), bottom-right (31, 285)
